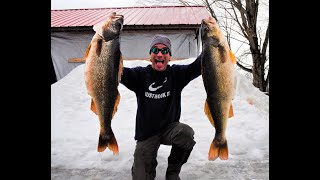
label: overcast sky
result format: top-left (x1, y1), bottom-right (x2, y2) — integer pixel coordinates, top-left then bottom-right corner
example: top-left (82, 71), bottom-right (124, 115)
top-left (51, 0), bottom-right (141, 10)
top-left (50, 0), bottom-right (186, 10)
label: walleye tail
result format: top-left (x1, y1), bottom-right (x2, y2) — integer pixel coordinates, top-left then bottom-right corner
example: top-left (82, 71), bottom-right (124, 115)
top-left (97, 132), bottom-right (119, 155)
top-left (108, 135), bottom-right (119, 155)
top-left (98, 134), bottom-right (108, 152)
top-left (208, 139), bottom-right (228, 161)
top-left (107, 91), bottom-right (121, 155)
top-left (97, 92), bottom-right (121, 154)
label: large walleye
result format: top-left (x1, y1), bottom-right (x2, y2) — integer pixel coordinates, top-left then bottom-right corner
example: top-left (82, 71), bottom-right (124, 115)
top-left (201, 16), bottom-right (236, 161)
top-left (84, 13), bottom-right (124, 155)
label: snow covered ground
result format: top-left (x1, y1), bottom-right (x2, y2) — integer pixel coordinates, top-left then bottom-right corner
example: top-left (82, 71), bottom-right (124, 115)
top-left (51, 58), bottom-right (269, 179)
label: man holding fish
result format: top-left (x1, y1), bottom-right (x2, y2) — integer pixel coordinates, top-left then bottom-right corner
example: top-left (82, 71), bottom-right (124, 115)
top-left (85, 13), bottom-right (235, 180)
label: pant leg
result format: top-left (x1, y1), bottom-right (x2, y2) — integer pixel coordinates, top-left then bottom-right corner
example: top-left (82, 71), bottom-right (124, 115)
top-left (160, 122), bottom-right (196, 180)
top-left (132, 134), bottom-right (161, 180)
top-left (160, 122), bottom-right (196, 150)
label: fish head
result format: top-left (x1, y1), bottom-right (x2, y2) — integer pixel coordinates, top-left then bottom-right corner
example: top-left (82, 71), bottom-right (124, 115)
top-left (200, 16), bottom-right (222, 48)
top-left (201, 17), bottom-right (237, 64)
top-left (94, 12), bottom-right (124, 41)
top-left (108, 12), bottom-right (124, 33)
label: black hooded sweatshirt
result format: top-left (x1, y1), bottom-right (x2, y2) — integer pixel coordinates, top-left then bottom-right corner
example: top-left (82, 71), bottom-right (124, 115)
top-left (120, 56), bottom-right (201, 141)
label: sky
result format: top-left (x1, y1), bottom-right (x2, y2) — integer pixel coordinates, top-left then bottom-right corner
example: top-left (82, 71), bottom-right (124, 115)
top-left (51, 58), bottom-right (269, 179)
top-left (51, 0), bottom-right (143, 10)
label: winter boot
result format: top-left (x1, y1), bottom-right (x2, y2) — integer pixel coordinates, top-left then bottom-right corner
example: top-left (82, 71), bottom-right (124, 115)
top-left (165, 145), bottom-right (192, 180)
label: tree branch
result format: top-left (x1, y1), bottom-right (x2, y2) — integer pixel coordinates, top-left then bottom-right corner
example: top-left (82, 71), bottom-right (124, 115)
top-left (236, 61), bottom-right (252, 73)
top-left (203, 0), bottom-right (217, 20)
top-left (230, 2), bottom-right (249, 39)
top-left (262, 21), bottom-right (269, 55)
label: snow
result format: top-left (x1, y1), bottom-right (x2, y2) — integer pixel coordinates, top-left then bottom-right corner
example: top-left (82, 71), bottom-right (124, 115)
top-left (51, 58), bottom-right (269, 179)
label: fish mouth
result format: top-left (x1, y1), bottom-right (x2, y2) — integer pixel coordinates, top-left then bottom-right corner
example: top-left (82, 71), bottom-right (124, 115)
top-left (200, 23), bottom-right (210, 41)
top-left (202, 16), bottom-right (216, 26)
top-left (201, 23), bottom-right (209, 32)
top-left (111, 13), bottom-right (124, 31)
top-left (114, 15), bottom-right (124, 24)
top-left (201, 17), bottom-right (217, 36)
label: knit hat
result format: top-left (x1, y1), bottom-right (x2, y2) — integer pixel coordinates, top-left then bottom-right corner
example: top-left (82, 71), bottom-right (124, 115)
top-left (149, 34), bottom-right (172, 55)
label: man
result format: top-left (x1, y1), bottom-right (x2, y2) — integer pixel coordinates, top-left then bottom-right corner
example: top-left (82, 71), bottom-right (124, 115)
top-left (121, 34), bottom-right (201, 180)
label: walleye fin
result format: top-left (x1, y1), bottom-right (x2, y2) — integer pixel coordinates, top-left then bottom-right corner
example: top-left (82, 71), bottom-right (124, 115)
top-left (83, 43), bottom-right (91, 60)
top-left (228, 103), bottom-right (234, 118)
top-left (205, 100), bottom-right (234, 121)
top-left (108, 135), bottom-right (119, 155)
top-left (204, 100), bottom-right (215, 127)
top-left (96, 38), bottom-right (102, 56)
top-left (229, 50), bottom-right (236, 64)
top-left (118, 55), bottom-right (123, 85)
top-left (91, 99), bottom-right (97, 115)
top-left (112, 91), bottom-right (121, 118)
top-left (208, 139), bottom-right (228, 161)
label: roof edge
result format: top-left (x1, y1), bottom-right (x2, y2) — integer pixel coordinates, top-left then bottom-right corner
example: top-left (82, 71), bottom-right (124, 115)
top-left (51, 5), bottom-right (206, 11)
top-left (51, 24), bottom-right (200, 32)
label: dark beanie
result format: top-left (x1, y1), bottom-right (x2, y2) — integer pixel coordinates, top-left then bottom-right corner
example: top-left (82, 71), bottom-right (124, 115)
top-left (149, 34), bottom-right (172, 55)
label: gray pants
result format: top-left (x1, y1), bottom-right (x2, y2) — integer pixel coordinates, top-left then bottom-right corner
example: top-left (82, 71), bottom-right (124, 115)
top-left (131, 122), bottom-right (196, 180)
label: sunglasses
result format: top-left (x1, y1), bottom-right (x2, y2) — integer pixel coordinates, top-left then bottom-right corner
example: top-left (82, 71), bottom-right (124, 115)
top-left (150, 47), bottom-right (170, 55)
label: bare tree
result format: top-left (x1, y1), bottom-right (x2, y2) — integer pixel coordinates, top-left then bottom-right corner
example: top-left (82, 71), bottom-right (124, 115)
top-left (135, 0), bottom-right (269, 92)
top-left (228, 0), bottom-right (269, 92)
top-left (198, 0), bottom-right (269, 92)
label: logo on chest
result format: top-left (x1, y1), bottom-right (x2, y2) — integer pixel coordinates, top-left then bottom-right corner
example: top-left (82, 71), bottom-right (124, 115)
top-left (145, 77), bottom-right (170, 99)
top-left (148, 77), bottom-right (167, 92)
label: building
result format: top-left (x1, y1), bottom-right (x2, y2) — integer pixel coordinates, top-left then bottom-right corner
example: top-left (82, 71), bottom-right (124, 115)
top-left (51, 6), bottom-right (210, 82)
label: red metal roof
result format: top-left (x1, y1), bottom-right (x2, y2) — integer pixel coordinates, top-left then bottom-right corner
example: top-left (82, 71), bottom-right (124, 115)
top-left (51, 6), bottom-right (211, 27)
